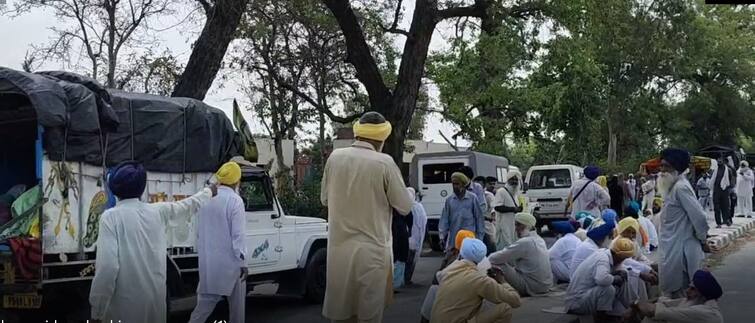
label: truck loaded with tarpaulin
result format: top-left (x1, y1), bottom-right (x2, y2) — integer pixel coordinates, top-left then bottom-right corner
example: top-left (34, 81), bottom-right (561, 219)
top-left (0, 67), bottom-right (242, 318)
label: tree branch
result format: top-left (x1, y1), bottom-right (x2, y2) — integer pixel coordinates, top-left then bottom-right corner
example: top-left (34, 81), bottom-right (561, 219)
top-left (438, 3), bottom-right (484, 20)
top-left (269, 69), bottom-right (360, 124)
top-left (378, 0), bottom-right (409, 36)
top-left (322, 0), bottom-right (392, 111)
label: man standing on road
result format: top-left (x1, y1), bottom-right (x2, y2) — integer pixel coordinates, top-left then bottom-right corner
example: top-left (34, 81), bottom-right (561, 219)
top-left (89, 161), bottom-right (217, 323)
top-left (569, 166), bottom-right (610, 220)
top-left (734, 160), bottom-right (754, 218)
top-left (475, 176), bottom-right (498, 254)
top-left (711, 158), bottom-right (733, 228)
top-left (460, 166), bottom-right (488, 213)
top-left (658, 148), bottom-right (710, 299)
top-left (405, 187), bottom-right (427, 286)
top-left (627, 174), bottom-right (638, 202)
top-left (320, 112), bottom-right (414, 323)
top-left (431, 238), bottom-right (521, 323)
top-left (697, 173), bottom-right (712, 212)
top-left (189, 162), bottom-right (248, 323)
top-left (493, 171), bottom-right (523, 250)
top-left (439, 172), bottom-right (485, 255)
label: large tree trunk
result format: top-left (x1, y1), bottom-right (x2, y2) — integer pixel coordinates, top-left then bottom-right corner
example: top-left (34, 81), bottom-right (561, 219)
top-left (607, 122), bottom-right (618, 167)
top-left (171, 0), bottom-right (250, 99)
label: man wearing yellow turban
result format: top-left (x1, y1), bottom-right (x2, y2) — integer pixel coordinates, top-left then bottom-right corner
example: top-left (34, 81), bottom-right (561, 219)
top-left (190, 161), bottom-right (248, 323)
top-left (565, 237), bottom-right (637, 321)
top-left (610, 217), bottom-right (659, 306)
top-left (321, 112), bottom-right (414, 323)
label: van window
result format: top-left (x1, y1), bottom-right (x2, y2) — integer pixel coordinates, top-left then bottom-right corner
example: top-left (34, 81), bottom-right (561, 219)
top-left (496, 167), bottom-right (506, 182)
top-left (528, 169), bottom-right (572, 190)
top-left (422, 163), bottom-right (464, 184)
top-left (239, 177), bottom-right (274, 211)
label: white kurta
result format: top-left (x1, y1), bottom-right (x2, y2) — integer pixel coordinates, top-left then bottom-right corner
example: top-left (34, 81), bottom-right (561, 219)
top-left (89, 188), bottom-right (212, 323)
top-left (644, 298), bottom-right (723, 323)
top-left (639, 216), bottom-right (659, 249)
top-left (565, 249), bottom-right (624, 314)
top-left (735, 168), bottom-right (754, 216)
top-left (569, 238), bottom-right (600, 279)
top-left (570, 179), bottom-right (611, 219)
top-left (488, 233), bottom-right (553, 295)
top-left (642, 180), bottom-right (656, 213)
top-left (548, 233), bottom-right (581, 283)
top-left (321, 140), bottom-right (413, 321)
top-left (659, 177), bottom-right (709, 297)
top-left (493, 187), bottom-right (518, 250)
top-left (196, 186), bottom-right (247, 295)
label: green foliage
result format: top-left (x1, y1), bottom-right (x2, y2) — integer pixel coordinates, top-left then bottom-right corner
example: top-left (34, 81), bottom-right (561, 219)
top-left (276, 167), bottom-right (326, 219)
top-left (430, 0), bottom-right (755, 173)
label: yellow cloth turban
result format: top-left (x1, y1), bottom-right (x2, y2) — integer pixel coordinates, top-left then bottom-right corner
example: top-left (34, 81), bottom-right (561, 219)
top-left (455, 229), bottom-right (476, 250)
top-left (216, 162), bottom-right (242, 185)
top-left (515, 212), bottom-right (537, 229)
top-left (597, 176), bottom-right (607, 188)
top-left (612, 237), bottom-right (635, 258)
top-left (451, 172), bottom-right (470, 187)
top-left (617, 217), bottom-right (640, 236)
top-left (353, 120), bottom-right (392, 142)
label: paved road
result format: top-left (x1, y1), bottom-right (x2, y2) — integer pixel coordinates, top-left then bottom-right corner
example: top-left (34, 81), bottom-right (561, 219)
top-left (169, 237), bottom-right (558, 323)
top-left (170, 233), bottom-right (755, 323)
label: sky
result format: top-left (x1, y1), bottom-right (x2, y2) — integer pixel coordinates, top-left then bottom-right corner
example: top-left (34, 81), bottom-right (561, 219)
top-left (0, 0), bottom-right (472, 147)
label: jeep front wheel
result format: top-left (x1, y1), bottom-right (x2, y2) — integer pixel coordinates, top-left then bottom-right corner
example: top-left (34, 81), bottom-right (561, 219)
top-left (304, 248), bottom-right (327, 303)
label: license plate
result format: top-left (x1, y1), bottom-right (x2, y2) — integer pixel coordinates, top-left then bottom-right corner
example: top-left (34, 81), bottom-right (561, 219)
top-left (3, 294), bottom-right (42, 309)
top-left (542, 202), bottom-right (560, 208)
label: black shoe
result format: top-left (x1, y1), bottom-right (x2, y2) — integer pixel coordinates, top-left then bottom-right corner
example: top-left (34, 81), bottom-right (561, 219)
top-left (748, 215), bottom-right (753, 218)
top-left (716, 225), bottom-right (722, 229)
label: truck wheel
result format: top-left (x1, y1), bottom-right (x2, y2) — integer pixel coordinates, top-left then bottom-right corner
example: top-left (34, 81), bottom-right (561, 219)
top-left (429, 235), bottom-right (443, 252)
top-left (304, 248), bottom-right (327, 304)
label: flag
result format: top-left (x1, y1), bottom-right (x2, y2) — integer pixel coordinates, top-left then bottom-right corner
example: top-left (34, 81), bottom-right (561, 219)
top-left (233, 99), bottom-right (258, 163)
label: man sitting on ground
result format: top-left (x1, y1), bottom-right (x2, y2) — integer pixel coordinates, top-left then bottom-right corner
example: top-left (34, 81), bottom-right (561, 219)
top-left (626, 270), bottom-right (723, 323)
top-left (565, 238), bottom-right (636, 322)
top-left (431, 238), bottom-right (521, 323)
top-left (488, 213), bottom-right (553, 296)
top-left (548, 220), bottom-right (582, 283)
top-left (569, 222), bottom-right (615, 279)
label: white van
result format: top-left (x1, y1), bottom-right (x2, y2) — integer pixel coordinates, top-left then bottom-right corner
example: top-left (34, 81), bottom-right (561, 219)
top-left (409, 151), bottom-right (509, 250)
top-left (524, 165), bottom-right (584, 226)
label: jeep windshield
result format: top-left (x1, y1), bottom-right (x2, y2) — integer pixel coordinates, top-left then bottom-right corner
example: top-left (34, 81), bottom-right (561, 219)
top-left (528, 169), bottom-right (572, 190)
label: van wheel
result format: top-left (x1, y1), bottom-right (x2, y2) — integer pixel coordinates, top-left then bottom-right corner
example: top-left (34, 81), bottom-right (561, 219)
top-left (305, 248), bottom-right (327, 303)
top-left (429, 235), bottom-right (443, 252)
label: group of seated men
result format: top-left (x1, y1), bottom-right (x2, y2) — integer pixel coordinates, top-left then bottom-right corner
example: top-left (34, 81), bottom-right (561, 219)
top-left (420, 209), bottom-right (724, 323)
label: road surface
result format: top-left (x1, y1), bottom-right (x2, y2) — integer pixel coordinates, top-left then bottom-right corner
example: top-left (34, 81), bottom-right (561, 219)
top-left (170, 234), bottom-right (755, 323)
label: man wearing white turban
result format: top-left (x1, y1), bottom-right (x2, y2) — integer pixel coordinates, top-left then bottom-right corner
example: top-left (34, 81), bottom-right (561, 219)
top-left (321, 112), bottom-right (414, 323)
top-left (431, 239), bottom-right (521, 323)
top-left (493, 171), bottom-right (524, 250)
top-left (488, 213), bottom-right (553, 296)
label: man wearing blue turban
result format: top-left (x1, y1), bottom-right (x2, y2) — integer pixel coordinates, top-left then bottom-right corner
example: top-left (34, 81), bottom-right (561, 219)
top-left (631, 270), bottom-right (723, 322)
top-left (431, 238), bottom-right (521, 323)
top-left (89, 161), bottom-right (218, 323)
top-left (548, 221), bottom-right (581, 283)
top-left (569, 165), bottom-right (611, 220)
top-left (569, 222), bottom-right (615, 279)
top-left (658, 148), bottom-right (710, 299)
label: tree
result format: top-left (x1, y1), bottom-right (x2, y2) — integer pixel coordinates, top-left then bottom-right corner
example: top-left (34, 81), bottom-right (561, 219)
top-left (117, 50), bottom-right (183, 95)
top-left (9, 0), bottom-right (173, 87)
top-left (318, 0), bottom-right (550, 165)
top-left (171, 0), bottom-right (251, 99)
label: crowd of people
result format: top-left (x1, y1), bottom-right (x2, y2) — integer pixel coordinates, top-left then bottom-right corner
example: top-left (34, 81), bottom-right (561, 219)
top-left (321, 112), bottom-right (726, 323)
top-left (696, 157), bottom-right (755, 228)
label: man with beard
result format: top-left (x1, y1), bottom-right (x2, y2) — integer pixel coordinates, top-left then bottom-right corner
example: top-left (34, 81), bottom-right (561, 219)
top-left (440, 173), bottom-right (485, 255)
top-left (488, 213), bottom-right (553, 296)
top-left (627, 270), bottom-right (723, 323)
top-left (570, 166), bottom-right (611, 220)
top-left (641, 177), bottom-right (656, 215)
top-left (658, 148), bottom-right (710, 299)
top-left (734, 160), bottom-right (754, 218)
top-left (493, 171), bottom-right (524, 250)
top-left (569, 222), bottom-right (616, 278)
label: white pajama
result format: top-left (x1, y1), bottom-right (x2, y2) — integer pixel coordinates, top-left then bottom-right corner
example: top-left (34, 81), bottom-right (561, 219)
top-left (189, 279), bottom-right (247, 323)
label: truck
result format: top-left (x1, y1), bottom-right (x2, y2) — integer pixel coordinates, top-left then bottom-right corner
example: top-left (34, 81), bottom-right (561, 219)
top-left (409, 151), bottom-right (510, 251)
top-left (0, 68), bottom-right (328, 321)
